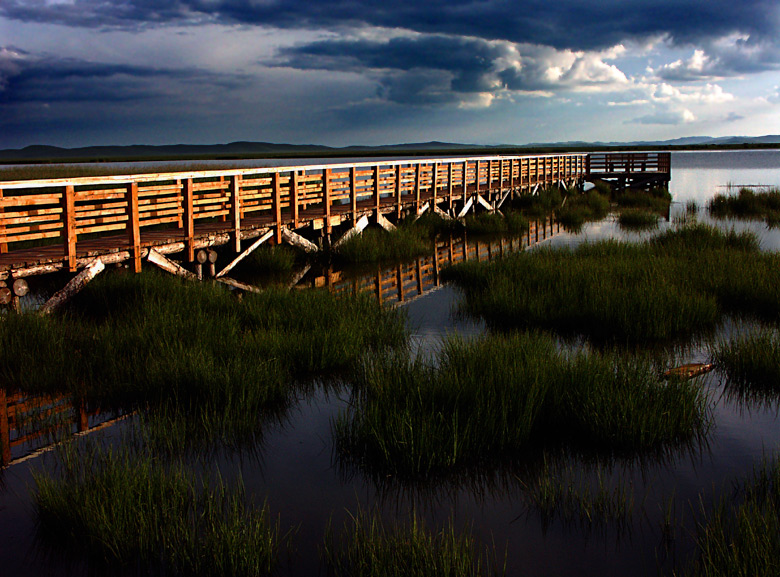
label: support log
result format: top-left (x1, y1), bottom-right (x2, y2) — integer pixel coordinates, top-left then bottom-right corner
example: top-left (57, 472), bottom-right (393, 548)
top-left (332, 215), bottom-right (370, 249)
top-left (282, 227), bottom-right (318, 252)
top-left (457, 197), bottom-right (474, 218)
top-left (376, 212), bottom-right (396, 232)
top-left (476, 195), bottom-right (493, 212)
top-left (216, 276), bottom-right (262, 294)
top-left (434, 205), bottom-right (453, 220)
top-left (216, 229), bottom-right (273, 278)
top-left (147, 249), bottom-right (197, 280)
top-left (39, 258), bottom-right (105, 315)
top-left (287, 264), bottom-right (311, 289)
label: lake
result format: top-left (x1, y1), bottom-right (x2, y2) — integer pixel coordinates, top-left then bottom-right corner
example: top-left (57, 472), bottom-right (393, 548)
top-left (1, 149), bottom-right (780, 576)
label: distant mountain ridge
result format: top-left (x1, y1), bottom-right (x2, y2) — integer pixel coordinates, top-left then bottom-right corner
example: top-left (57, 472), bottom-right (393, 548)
top-left (1, 136), bottom-right (779, 162)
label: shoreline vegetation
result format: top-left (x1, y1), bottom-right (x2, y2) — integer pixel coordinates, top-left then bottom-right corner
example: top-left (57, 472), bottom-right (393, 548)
top-left (1, 141), bottom-right (779, 174)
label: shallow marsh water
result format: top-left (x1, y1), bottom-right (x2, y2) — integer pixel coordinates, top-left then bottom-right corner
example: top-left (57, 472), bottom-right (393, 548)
top-left (2, 149), bottom-right (780, 575)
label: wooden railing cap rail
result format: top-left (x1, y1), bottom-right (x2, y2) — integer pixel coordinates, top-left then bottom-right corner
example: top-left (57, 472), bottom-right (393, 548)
top-left (0, 153), bottom-right (588, 191)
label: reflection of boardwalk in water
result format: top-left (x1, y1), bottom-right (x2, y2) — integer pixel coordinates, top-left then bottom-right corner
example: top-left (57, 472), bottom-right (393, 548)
top-left (0, 388), bottom-right (122, 466)
top-left (305, 218), bottom-right (563, 307)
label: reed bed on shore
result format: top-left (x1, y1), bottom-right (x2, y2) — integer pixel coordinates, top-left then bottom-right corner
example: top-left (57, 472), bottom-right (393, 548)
top-left (34, 442), bottom-right (289, 575)
top-left (443, 223), bottom-right (773, 343)
top-left (323, 507), bottom-right (503, 577)
top-left (682, 456), bottom-right (780, 577)
top-left (335, 333), bottom-right (709, 480)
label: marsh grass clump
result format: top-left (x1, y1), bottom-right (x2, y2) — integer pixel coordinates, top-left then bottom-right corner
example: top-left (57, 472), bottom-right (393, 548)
top-left (712, 329), bottom-right (780, 401)
top-left (513, 186), bottom-right (562, 217)
top-left (334, 226), bottom-right (430, 263)
top-left (240, 244), bottom-right (299, 274)
top-left (444, 223), bottom-right (773, 344)
top-left (323, 508), bottom-right (502, 577)
top-left (683, 456), bottom-right (780, 577)
top-left (707, 187), bottom-right (780, 223)
top-left (335, 333), bottom-right (709, 479)
top-left (0, 271), bottom-right (406, 443)
top-left (34, 443), bottom-right (288, 575)
top-left (617, 209), bottom-right (659, 230)
top-left (462, 210), bottom-right (529, 235)
top-left (615, 187), bottom-right (672, 214)
top-left (519, 455), bottom-right (636, 532)
top-left (556, 190), bottom-right (610, 228)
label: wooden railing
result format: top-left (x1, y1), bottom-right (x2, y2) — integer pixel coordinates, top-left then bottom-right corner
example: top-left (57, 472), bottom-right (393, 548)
top-left (0, 154), bottom-right (588, 277)
top-left (587, 152), bottom-right (671, 174)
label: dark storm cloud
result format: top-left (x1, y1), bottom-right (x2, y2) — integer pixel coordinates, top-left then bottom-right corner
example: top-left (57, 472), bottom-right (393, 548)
top-left (3, 0), bottom-right (779, 51)
top-left (0, 50), bottom-right (245, 105)
top-left (277, 35), bottom-right (502, 105)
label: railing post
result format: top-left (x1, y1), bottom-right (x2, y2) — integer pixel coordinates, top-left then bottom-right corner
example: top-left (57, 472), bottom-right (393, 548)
top-left (292, 170), bottom-right (301, 228)
top-left (324, 168), bottom-right (332, 233)
top-left (350, 166), bottom-right (357, 221)
top-left (395, 165), bottom-right (403, 219)
top-left (0, 188), bottom-right (6, 254)
top-left (373, 165), bottom-right (380, 213)
top-left (61, 185), bottom-right (77, 272)
top-left (414, 163), bottom-right (421, 214)
top-left (432, 162), bottom-right (438, 208)
top-left (183, 178), bottom-right (195, 262)
top-left (448, 163), bottom-right (454, 212)
top-left (230, 175), bottom-right (242, 252)
top-left (273, 172), bottom-right (283, 244)
top-left (463, 161), bottom-right (469, 195)
top-left (126, 182), bottom-right (141, 273)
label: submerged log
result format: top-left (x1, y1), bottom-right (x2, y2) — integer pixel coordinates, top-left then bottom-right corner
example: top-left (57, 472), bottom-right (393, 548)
top-left (39, 258), bottom-right (105, 315)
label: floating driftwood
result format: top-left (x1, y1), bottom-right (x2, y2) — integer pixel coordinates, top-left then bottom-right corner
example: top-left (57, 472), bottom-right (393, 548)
top-left (664, 363), bottom-right (715, 380)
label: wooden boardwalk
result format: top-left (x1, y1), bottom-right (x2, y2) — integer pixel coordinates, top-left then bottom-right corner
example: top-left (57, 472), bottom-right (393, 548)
top-left (0, 152), bottom-right (670, 283)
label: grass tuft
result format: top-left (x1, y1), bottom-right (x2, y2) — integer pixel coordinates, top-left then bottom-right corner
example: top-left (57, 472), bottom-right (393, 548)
top-left (34, 443), bottom-right (290, 575)
top-left (323, 507), bottom-right (503, 577)
top-left (335, 333), bottom-right (709, 479)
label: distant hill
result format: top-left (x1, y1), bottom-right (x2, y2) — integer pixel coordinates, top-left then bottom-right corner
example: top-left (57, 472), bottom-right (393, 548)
top-left (1, 136), bottom-right (779, 163)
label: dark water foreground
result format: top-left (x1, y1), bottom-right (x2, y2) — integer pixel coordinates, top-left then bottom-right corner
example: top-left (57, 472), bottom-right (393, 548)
top-left (3, 149), bottom-right (780, 575)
